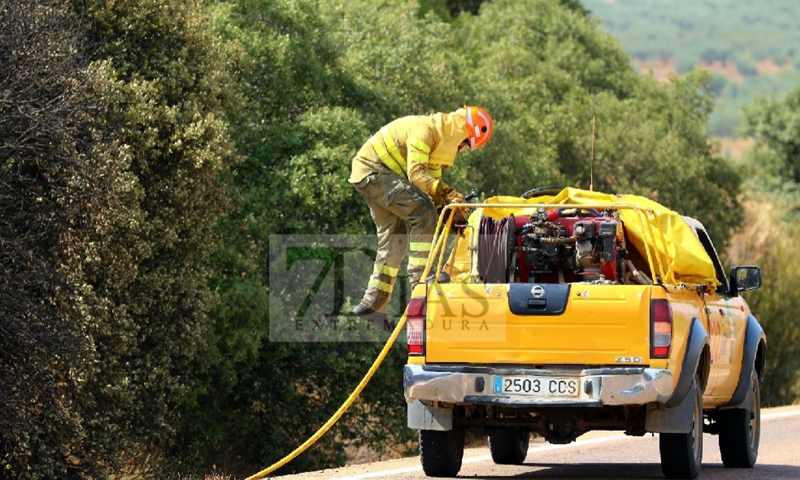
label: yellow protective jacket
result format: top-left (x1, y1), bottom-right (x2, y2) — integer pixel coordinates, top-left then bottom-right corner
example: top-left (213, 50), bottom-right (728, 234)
top-left (349, 109), bottom-right (469, 198)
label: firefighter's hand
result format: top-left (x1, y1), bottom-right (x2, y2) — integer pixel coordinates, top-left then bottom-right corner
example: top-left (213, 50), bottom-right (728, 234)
top-left (452, 207), bottom-right (468, 225)
top-left (436, 181), bottom-right (465, 205)
top-left (445, 190), bottom-right (466, 205)
top-left (444, 206), bottom-right (468, 226)
top-left (432, 183), bottom-right (450, 209)
top-left (442, 205), bottom-right (467, 226)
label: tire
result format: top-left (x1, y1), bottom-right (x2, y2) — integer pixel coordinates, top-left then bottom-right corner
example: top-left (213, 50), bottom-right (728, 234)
top-left (488, 428), bottom-right (530, 465)
top-left (718, 370), bottom-right (761, 468)
top-left (659, 375), bottom-right (703, 479)
top-left (419, 428), bottom-right (465, 477)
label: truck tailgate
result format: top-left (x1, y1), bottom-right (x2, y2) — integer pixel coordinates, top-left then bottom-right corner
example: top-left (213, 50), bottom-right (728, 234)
top-left (424, 283), bottom-right (653, 365)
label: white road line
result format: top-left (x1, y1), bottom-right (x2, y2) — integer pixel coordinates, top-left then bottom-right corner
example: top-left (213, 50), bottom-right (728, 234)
top-left (331, 408), bottom-right (800, 480)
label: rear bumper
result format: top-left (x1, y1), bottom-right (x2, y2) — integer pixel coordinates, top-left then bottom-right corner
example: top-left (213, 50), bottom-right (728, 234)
top-left (404, 364), bottom-right (674, 407)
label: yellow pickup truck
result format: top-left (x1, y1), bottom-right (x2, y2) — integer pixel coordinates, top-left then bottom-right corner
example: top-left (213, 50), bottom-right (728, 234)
top-left (404, 187), bottom-right (765, 479)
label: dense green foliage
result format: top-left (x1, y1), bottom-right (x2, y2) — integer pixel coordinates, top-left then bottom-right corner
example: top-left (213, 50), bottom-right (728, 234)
top-left (742, 88), bottom-right (800, 186)
top-left (727, 87), bottom-right (800, 405)
top-left (582, 0), bottom-right (800, 136)
top-left (188, 0), bottom-right (742, 477)
top-left (70, 0), bottom-right (238, 475)
top-left (452, 0), bottom-right (740, 245)
top-left (180, 0), bottom-right (470, 474)
top-left (2, 0), bottom-right (793, 478)
top-left (2, 0), bottom-right (237, 477)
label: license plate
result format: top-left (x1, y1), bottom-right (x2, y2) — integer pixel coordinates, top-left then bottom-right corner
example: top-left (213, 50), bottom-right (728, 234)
top-left (494, 376), bottom-right (580, 396)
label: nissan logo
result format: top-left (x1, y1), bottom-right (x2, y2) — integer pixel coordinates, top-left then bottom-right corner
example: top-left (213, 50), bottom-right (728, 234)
top-left (531, 285), bottom-right (545, 298)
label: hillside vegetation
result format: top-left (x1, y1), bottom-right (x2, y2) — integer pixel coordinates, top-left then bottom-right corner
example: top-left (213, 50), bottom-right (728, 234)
top-left (1, 0), bottom-right (799, 478)
top-left (582, 0), bottom-right (800, 136)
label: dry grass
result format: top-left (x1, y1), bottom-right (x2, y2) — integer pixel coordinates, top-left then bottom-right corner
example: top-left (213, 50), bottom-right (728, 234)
top-left (726, 199), bottom-right (782, 264)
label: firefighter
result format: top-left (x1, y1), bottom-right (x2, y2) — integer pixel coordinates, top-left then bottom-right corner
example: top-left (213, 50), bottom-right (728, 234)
top-left (350, 106), bottom-right (493, 330)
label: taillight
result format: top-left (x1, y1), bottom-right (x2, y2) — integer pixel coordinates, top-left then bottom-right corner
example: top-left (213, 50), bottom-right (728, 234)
top-left (406, 297), bottom-right (426, 356)
top-left (651, 299), bottom-right (672, 358)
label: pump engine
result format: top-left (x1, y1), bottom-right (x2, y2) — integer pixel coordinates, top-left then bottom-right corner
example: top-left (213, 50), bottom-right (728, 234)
top-left (477, 207), bottom-right (638, 284)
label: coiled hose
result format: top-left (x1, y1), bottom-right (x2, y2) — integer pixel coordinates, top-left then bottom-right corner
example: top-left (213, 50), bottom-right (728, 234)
top-left (478, 215), bottom-right (511, 283)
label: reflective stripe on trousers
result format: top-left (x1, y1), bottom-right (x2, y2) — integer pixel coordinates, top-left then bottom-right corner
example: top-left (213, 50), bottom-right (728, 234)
top-left (353, 171), bottom-right (436, 312)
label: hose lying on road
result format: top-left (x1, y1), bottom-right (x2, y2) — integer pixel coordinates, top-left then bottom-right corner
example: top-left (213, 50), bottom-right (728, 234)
top-left (245, 210), bottom-right (456, 479)
top-left (245, 312), bottom-right (408, 480)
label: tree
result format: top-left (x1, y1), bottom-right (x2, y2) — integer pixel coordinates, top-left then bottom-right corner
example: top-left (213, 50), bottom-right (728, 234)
top-left (453, 0), bottom-right (741, 248)
top-left (0, 1), bottom-right (127, 477)
top-left (63, 0), bottom-right (239, 475)
top-left (176, 1), bottom-right (415, 475)
top-left (742, 87), bottom-right (800, 185)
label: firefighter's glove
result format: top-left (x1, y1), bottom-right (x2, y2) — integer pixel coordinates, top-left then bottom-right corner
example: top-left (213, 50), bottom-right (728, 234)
top-left (436, 182), bottom-right (468, 225)
top-left (442, 205), bottom-right (468, 227)
top-left (446, 191), bottom-right (467, 227)
top-left (452, 207), bottom-right (468, 225)
top-left (435, 182), bottom-right (464, 206)
top-left (446, 190), bottom-right (466, 205)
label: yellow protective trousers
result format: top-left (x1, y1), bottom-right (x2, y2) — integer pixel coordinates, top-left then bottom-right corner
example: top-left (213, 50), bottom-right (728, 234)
top-left (353, 170), bottom-right (436, 313)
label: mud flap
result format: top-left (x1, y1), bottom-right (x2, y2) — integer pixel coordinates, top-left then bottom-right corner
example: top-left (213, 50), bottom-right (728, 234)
top-left (408, 400), bottom-right (453, 431)
top-left (646, 380), bottom-right (697, 433)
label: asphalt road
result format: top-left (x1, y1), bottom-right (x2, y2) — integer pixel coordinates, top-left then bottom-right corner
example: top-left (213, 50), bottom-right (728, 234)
top-left (276, 405), bottom-right (800, 480)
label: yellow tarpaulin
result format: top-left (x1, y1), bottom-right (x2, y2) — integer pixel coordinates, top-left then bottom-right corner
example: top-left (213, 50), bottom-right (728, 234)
top-left (447, 187), bottom-right (718, 286)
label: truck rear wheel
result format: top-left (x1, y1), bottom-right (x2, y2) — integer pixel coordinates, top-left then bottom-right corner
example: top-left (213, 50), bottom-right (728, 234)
top-left (419, 428), bottom-right (464, 477)
top-left (659, 375), bottom-right (703, 479)
top-left (718, 370), bottom-right (761, 468)
top-left (489, 428), bottom-right (530, 465)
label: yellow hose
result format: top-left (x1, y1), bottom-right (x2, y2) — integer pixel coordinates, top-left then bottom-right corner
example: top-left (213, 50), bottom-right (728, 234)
top-left (246, 208), bottom-right (460, 479)
top-left (245, 312), bottom-right (408, 480)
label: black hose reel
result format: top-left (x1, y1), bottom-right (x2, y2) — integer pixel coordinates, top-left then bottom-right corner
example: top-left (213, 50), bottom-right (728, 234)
top-left (477, 214), bottom-right (517, 284)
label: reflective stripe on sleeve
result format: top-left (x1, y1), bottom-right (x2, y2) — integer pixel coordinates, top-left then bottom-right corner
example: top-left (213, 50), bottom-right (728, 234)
top-left (409, 151), bottom-right (429, 164)
top-left (409, 138), bottom-right (431, 154)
